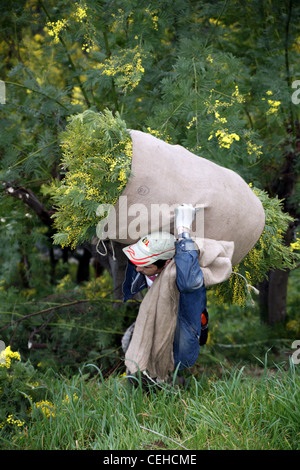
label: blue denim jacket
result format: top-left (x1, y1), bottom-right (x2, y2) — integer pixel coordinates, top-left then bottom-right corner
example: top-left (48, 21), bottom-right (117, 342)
top-left (122, 238), bottom-right (207, 371)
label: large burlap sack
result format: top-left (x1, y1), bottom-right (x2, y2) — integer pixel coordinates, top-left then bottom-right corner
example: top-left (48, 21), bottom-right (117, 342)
top-left (100, 130), bottom-right (265, 276)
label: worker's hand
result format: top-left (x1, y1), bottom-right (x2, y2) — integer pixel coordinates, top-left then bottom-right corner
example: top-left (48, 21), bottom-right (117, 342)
top-left (175, 203), bottom-right (196, 233)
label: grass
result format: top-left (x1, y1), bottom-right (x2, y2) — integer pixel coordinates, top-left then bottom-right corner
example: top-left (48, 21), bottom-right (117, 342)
top-left (1, 266), bottom-right (299, 451)
top-left (186, 363), bottom-right (299, 449)
top-left (1, 357), bottom-right (299, 450)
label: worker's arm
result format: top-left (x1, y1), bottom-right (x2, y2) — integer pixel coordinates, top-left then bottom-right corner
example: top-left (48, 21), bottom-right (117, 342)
top-left (175, 238), bottom-right (204, 292)
top-left (174, 204), bottom-right (204, 292)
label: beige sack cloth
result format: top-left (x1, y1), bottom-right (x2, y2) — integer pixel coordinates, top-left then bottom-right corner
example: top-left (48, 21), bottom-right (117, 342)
top-left (196, 238), bottom-right (234, 286)
top-left (102, 130), bottom-right (265, 280)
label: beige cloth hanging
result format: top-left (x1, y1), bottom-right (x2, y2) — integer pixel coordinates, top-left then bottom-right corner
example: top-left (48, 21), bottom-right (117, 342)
top-left (125, 259), bottom-right (178, 381)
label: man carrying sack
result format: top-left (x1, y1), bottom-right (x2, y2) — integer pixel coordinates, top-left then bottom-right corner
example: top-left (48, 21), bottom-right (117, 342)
top-left (121, 203), bottom-right (208, 386)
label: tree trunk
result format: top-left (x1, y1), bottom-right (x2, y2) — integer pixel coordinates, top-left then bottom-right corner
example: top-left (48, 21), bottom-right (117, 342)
top-left (259, 126), bottom-right (299, 324)
top-left (83, 239), bottom-right (129, 301)
top-left (268, 269), bottom-right (290, 324)
top-left (258, 268), bottom-right (290, 325)
top-left (76, 247), bottom-right (92, 284)
top-left (259, 212), bottom-right (297, 325)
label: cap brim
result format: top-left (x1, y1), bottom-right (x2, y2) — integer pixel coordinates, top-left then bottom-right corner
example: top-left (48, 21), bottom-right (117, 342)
top-left (122, 243), bottom-right (175, 266)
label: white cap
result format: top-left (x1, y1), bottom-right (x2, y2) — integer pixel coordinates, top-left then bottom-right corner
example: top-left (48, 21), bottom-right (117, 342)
top-left (122, 231), bottom-right (175, 266)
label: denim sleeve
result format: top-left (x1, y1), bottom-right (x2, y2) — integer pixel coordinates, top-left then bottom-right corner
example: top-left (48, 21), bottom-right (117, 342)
top-left (122, 260), bottom-right (147, 302)
top-left (175, 238), bottom-right (204, 293)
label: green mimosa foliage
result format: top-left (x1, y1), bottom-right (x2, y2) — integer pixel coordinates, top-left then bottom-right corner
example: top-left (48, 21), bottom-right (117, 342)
top-left (44, 109), bottom-right (132, 248)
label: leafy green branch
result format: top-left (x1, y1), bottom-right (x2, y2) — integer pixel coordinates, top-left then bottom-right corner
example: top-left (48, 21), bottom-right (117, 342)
top-left (5, 81), bottom-right (69, 110)
top-left (38, 0), bottom-right (91, 108)
top-left (0, 297), bottom-right (140, 334)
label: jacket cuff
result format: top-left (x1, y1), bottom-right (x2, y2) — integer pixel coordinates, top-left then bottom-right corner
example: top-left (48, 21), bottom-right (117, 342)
top-left (175, 238), bottom-right (199, 252)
